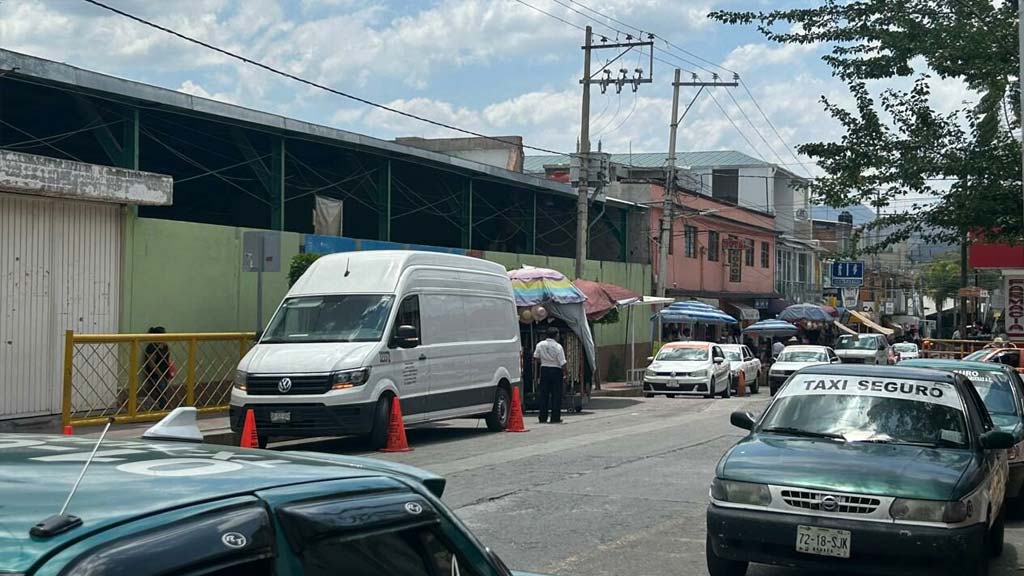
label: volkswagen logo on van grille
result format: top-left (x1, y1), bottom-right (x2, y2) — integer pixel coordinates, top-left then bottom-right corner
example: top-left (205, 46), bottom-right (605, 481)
top-left (820, 495), bottom-right (839, 512)
top-left (277, 377), bottom-right (293, 393)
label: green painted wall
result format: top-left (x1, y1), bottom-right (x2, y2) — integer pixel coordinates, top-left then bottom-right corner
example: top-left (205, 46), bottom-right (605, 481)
top-left (124, 218), bottom-right (300, 333)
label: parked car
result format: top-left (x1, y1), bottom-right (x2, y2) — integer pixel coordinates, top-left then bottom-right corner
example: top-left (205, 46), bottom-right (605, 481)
top-left (964, 345), bottom-right (1024, 373)
top-left (834, 333), bottom-right (892, 365)
top-left (709, 365), bottom-right (1012, 576)
top-left (767, 345), bottom-right (839, 396)
top-left (1, 409), bottom-right (541, 576)
top-left (892, 342), bottom-right (920, 360)
top-left (902, 359), bottom-right (1024, 502)
top-left (231, 250), bottom-right (521, 449)
top-left (643, 341), bottom-right (732, 399)
top-left (720, 344), bottom-right (762, 395)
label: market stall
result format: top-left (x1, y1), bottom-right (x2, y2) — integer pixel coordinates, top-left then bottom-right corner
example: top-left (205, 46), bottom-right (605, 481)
top-left (509, 266), bottom-right (596, 413)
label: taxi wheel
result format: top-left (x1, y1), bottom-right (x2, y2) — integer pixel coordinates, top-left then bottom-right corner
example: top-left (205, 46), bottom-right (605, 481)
top-left (705, 535), bottom-right (748, 576)
top-left (705, 378), bottom-right (716, 399)
top-left (644, 393), bottom-right (655, 398)
top-left (367, 395), bottom-right (392, 450)
top-left (749, 374), bottom-right (759, 394)
top-left (485, 385), bottom-right (510, 432)
top-left (989, 507), bottom-right (1005, 558)
top-left (722, 379), bottom-right (731, 398)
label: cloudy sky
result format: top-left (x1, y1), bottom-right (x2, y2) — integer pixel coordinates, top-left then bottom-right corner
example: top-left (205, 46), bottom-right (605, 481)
top-left (0, 0), bottom-right (978, 178)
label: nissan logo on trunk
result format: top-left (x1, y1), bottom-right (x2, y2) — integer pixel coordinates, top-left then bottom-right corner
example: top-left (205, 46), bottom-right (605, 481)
top-left (278, 377), bottom-right (292, 393)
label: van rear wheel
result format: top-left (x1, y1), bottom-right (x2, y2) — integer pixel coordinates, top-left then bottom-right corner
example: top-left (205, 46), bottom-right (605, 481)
top-left (485, 386), bottom-right (511, 432)
top-left (367, 395), bottom-right (392, 450)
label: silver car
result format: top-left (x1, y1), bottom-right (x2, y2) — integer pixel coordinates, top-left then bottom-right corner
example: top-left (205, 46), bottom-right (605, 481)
top-left (834, 333), bottom-right (892, 365)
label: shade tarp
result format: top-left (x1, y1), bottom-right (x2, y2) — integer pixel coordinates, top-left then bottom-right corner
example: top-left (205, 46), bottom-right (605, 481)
top-left (546, 301), bottom-right (597, 371)
top-left (574, 278), bottom-right (640, 321)
top-left (847, 309), bottom-right (894, 336)
top-left (779, 303), bottom-right (833, 323)
top-left (742, 319), bottom-right (799, 337)
top-left (508, 266), bottom-right (586, 307)
top-left (834, 320), bottom-right (858, 336)
top-left (724, 302), bottom-right (761, 322)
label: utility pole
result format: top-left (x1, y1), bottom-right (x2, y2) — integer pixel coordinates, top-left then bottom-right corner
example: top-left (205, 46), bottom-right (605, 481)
top-left (574, 28), bottom-right (654, 280)
top-left (575, 26), bottom-right (593, 281)
top-left (655, 71), bottom-right (737, 297)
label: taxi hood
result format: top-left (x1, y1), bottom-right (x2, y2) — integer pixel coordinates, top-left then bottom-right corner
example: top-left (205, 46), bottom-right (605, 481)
top-left (771, 361), bottom-right (826, 373)
top-left (240, 341), bottom-right (377, 374)
top-left (719, 435), bottom-right (979, 501)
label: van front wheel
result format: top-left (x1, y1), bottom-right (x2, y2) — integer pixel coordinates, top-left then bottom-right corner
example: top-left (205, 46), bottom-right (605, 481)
top-left (368, 395), bottom-right (392, 450)
top-left (485, 386), bottom-right (511, 432)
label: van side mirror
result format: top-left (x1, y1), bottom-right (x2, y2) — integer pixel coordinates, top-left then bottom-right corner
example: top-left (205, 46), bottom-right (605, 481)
top-left (730, 411), bottom-right (756, 431)
top-left (394, 325), bottom-right (419, 349)
top-left (981, 430), bottom-right (1015, 450)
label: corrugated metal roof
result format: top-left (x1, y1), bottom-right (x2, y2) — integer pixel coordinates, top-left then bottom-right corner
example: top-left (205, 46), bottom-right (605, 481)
top-left (523, 150), bottom-right (772, 173)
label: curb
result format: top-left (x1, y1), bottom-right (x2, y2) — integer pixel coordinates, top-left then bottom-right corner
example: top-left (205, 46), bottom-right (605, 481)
top-left (592, 388), bottom-right (643, 398)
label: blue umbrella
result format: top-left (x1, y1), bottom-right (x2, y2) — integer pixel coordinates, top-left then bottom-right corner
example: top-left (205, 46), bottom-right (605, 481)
top-left (656, 300), bottom-right (738, 325)
top-left (778, 303), bottom-right (832, 323)
top-left (743, 319), bottom-right (799, 338)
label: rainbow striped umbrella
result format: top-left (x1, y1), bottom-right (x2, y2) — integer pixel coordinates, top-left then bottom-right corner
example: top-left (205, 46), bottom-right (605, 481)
top-left (507, 267), bottom-right (586, 307)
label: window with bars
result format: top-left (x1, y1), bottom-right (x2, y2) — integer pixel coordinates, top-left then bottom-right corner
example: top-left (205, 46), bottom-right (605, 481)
top-left (744, 238), bottom-right (755, 267)
top-left (761, 241), bottom-right (770, 268)
top-left (684, 225), bottom-right (697, 258)
top-left (707, 231), bottom-right (720, 262)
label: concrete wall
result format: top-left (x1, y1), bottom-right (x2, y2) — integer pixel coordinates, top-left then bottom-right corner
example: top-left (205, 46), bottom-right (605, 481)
top-left (123, 219), bottom-right (652, 380)
top-left (122, 218), bottom-right (300, 333)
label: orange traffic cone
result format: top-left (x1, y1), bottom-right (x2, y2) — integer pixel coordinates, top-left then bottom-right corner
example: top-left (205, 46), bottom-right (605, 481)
top-left (62, 425), bottom-right (73, 436)
top-left (240, 408), bottom-right (259, 448)
top-left (505, 386), bottom-right (529, 433)
top-left (737, 371), bottom-right (746, 397)
top-left (379, 396), bottom-right (412, 452)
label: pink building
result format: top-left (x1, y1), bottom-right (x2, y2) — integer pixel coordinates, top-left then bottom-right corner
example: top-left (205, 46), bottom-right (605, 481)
top-left (649, 183), bottom-right (778, 322)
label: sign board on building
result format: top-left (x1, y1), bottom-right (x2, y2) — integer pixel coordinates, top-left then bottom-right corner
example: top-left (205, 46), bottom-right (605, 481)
top-left (1006, 278), bottom-right (1024, 338)
top-left (884, 301), bottom-right (894, 315)
top-left (957, 286), bottom-right (989, 299)
top-left (841, 288), bottom-right (859, 309)
top-left (754, 298), bottom-right (770, 310)
top-left (862, 301), bottom-right (876, 314)
top-left (830, 261), bottom-right (865, 288)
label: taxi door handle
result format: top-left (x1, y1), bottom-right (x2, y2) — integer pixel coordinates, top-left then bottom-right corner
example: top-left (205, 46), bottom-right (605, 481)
top-left (418, 354), bottom-right (427, 361)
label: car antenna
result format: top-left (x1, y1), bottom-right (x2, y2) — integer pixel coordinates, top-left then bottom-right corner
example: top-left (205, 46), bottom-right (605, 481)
top-left (30, 417), bottom-right (115, 538)
top-left (344, 256), bottom-right (351, 277)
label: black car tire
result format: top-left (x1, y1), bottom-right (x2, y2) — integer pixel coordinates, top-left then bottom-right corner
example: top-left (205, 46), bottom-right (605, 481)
top-left (706, 535), bottom-right (748, 576)
top-left (750, 373), bottom-right (759, 394)
top-left (990, 507), bottom-right (1005, 558)
top-left (644, 393), bottom-right (655, 398)
top-left (722, 377), bottom-right (731, 398)
top-left (769, 381), bottom-right (778, 396)
top-left (705, 377), bottom-right (716, 399)
top-left (485, 386), bottom-right (510, 432)
top-left (367, 395), bottom-right (392, 450)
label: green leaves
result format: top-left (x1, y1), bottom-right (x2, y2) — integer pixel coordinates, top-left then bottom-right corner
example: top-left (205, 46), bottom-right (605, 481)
top-left (711, 0), bottom-right (1023, 252)
top-left (288, 253), bottom-right (322, 286)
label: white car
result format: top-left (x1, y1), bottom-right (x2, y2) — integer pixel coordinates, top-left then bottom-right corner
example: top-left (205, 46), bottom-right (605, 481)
top-left (892, 342), bottom-right (920, 360)
top-left (643, 341), bottom-right (732, 399)
top-left (720, 344), bottom-right (762, 394)
top-left (768, 345), bottom-right (840, 396)
top-left (835, 333), bottom-right (892, 365)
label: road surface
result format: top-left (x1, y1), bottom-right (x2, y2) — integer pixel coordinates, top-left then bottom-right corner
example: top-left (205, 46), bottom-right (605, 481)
top-left (279, 395), bottom-right (1024, 576)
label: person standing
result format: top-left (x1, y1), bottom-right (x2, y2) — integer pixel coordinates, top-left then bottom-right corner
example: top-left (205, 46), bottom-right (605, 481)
top-left (533, 326), bottom-right (567, 424)
top-left (771, 338), bottom-right (785, 359)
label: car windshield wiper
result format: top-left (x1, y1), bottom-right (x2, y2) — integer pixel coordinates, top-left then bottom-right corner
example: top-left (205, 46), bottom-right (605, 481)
top-left (761, 427), bottom-right (845, 440)
top-left (852, 438), bottom-right (960, 448)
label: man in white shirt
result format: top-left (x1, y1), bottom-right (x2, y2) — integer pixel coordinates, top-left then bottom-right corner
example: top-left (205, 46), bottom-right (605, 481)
top-left (771, 339), bottom-right (785, 358)
top-left (533, 326), bottom-right (567, 424)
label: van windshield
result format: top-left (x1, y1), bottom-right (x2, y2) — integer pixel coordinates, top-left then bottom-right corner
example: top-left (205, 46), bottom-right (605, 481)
top-left (262, 295), bottom-right (394, 343)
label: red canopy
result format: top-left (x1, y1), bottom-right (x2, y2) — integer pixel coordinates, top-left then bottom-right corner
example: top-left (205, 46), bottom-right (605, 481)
top-left (574, 279), bottom-right (640, 321)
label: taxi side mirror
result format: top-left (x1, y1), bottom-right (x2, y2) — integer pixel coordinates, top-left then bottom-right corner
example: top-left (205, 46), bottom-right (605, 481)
top-left (730, 411), bottom-right (756, 431)
top-left (646, 356), bottom-right (654, 362)
top-left (714, 357), bottom-right (725, 364)
top-left (981, 430), bottom-right (1015, 451)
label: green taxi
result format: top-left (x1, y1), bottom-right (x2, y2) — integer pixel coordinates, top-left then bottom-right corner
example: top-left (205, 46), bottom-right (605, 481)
top-left (707, 365), bottom-right (1013, 576)
top-left (0, 409), bottom-right (539, 576)
top-left (901, 359), bottom-right (1024, 500)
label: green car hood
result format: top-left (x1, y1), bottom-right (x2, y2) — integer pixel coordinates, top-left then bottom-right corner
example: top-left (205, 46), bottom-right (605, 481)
top-left (720, 434), bottom-right (978, 500)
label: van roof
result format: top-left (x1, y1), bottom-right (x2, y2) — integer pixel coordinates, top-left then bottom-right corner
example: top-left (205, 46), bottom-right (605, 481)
top-left (290, 251), bottom-right (509, 296)
top-left (0, 434), bottom-right (443, 573)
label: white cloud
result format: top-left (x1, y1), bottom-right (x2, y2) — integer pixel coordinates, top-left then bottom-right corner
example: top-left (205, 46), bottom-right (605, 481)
top-left (721, 42), bottom-right (819, 75)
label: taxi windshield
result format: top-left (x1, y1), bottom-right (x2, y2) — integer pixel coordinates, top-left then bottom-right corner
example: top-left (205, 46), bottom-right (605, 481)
top-left (263, 295), bottom-right (395, 343)
top-left (958, 370), bottom-right (1019, 416)
top-left (723, 350), bottom-right (742, 361)
top-left (963, 349), bottom-right (991, 361)
top-left (777, 350), bottom-right (826, 363)
top-left (656, 347), bottom-right (708, 361)
top-left (835, 336), bottom-right (876, 350)
top-left (760, 379), bottom-right (969, 448)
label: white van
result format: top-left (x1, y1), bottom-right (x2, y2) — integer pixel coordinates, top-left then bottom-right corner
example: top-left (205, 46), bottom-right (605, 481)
top-left (230, 250), bottom-right (521, 448)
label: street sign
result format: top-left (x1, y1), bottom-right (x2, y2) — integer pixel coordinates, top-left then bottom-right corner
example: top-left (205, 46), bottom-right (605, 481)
top-left (841, 288), bottom-right (858, 309)
top-left (830, 261), bottom-right (865, 288)
top-left (242, 231), bottom-right (282, 333)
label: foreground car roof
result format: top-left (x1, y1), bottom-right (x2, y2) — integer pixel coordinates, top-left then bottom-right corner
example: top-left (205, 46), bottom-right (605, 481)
top-left (901, 358), bottom-right (1012, 373)
top-left (0, 433), bottom-right (439, 572)
top-left (798, 363), bottom-right (959, 383)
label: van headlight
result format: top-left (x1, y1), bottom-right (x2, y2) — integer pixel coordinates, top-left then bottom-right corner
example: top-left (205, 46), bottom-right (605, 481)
top-left (233, 370), bottom-right (248, 391)
top-left (889, 498), bottom-right (968, 523)
top-left (710, 478), bottom-right (771, 505)
top-left (332, 368), bottom-right (370, 390)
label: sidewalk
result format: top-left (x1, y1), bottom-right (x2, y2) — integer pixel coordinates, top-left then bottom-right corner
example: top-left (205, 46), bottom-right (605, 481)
top-left (592, 381), bottom-right (642, 397)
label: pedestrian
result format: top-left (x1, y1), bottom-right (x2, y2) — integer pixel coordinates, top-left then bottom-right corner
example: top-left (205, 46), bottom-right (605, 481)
top-left (952, 328), bottom-right (961, 340)
top-left (143, 326), bottom-right (173, 409)
top-left (681, 327), bottom-right (691, 341)
top-left (533, 326), bottom-right (567, 424)
top-left (771, 338), bottom-right (785, 359)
